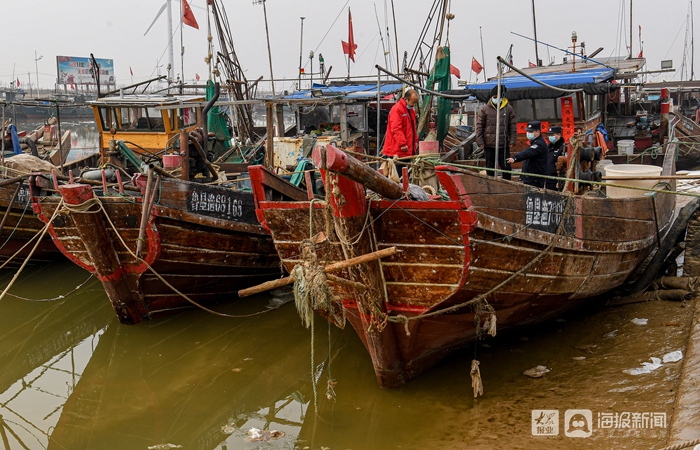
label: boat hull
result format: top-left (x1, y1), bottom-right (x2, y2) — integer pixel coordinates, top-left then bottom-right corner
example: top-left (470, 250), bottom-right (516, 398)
top-left (252, 143), bottom-right (677, 387)
top-left (33, 177), bottom-right (281, 323)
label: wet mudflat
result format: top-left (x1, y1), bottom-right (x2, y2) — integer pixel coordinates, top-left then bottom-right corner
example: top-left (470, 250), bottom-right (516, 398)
top-left (0, 261), bottom-right (696, 450)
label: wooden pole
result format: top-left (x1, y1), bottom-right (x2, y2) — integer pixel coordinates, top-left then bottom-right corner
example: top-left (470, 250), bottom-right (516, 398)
top-left (136, 168), bottom-right (155, 258)
top-left (312, 143), bottom-right (403, 199)
top-left (266, 102), bottom-right (274, 168)
top-left (180, 130), bottom-right (189, 181)
top-left (238, 246), bottom-right (397, 297)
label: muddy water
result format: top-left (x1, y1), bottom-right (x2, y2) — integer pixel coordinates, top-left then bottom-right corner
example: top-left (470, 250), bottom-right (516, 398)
top-left (0, 260), bottom-right (695, 450)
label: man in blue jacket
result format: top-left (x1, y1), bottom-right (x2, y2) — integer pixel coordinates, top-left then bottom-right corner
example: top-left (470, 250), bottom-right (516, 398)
top-left (506, 121), bottom-right (548, 188)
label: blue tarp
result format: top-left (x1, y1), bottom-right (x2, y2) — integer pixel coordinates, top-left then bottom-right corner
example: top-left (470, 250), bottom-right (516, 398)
top-left (282, 83), bottom-right (404, 100)
top-left (9, 124), bottom-right (21, 155)
top-left (444, 67), bottom-right (619, 102)
top-left (463, 67), bottom-right (616, 91)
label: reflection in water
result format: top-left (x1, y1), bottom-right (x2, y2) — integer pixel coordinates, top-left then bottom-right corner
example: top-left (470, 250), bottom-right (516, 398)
top-left (47, 292), bottom-right (316, 450)
top-left (0, 261), bottom-right (693, 450)
top-left (12, 118), bottom-right (99, 162)
top-left (0, 262), bottom-right (112, 449)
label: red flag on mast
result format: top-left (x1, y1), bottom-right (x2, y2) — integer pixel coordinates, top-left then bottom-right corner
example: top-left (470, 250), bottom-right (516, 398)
top-left (341, 8), bottom-right (357, 62)
top-left (182, 0), bottom-right (199, 29)
top-left (16, 78), bottom-right (20, 87)
top-left (471, 57), bottom-right (483, 75)
top-left (130, 66), bottom-right (133, 76)
top-left (450, 64), bottom-right (461, 79)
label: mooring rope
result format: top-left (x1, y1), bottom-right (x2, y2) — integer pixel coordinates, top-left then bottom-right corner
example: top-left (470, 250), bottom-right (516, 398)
top-left (386, 194), bottom-right (574, 333)
top-left (657, 437), bottom-right (700, 450)
top-left (0, 198), bottom-right (64, 302)
top-left (59, 195), bottom-right (276, 319)
top-left (4, 273), bottom-right (94, 302)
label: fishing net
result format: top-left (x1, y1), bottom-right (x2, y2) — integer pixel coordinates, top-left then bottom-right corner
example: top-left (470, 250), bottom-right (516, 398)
top-left (206, 80), bottom-right (231, 158)
top-left (418, 46), bottom-right (452, 144)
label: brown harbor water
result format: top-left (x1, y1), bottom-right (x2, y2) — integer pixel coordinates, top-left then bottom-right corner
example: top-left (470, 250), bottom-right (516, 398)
top-left (0, 259), bottom-right (695, 450)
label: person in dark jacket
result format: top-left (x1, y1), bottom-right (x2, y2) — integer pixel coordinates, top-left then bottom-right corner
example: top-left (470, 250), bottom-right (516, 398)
top-left (507, 121), bottom-right (548, 188)
top-left (382, 89), bottom-right (419, 157)
top-left (475, 85), bottom-right (517, 180)
top-left (545, 126), bottom-right (567, 190)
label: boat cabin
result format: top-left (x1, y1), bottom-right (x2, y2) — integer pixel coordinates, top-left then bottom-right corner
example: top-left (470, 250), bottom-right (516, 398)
top-left (461, 57), bottom-right (646, 151)
top-left (269, 83), bottom-right (404, 169)
top-left (91, 94), bottom-right (205, 155)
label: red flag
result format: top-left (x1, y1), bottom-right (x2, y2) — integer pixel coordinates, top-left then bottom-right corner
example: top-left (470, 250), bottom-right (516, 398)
top-left (300, 67), bottom-right (305, 74)
top-left (16, 78), bottom-right (20, 87)
top-left (638, 50), bottom-right (643, 58)
top-left (341, 8), bottom-right (357, 62)
top-left (182, 0), bottom-right (199, 29)
top-left (195, 73), bottom-right (200, 81)
top-left (130, 66), bottom-right (133, 76)
top-left (529, 60), bottom-right (536, 68)
top-left (450, 64), bottom-right (461, 79)
top-left (471, 57), bottom-right (483, 75)
top-left (70, 83), bottom-right (75, 90)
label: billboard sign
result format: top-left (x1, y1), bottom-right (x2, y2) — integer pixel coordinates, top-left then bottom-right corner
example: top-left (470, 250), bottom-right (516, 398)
top-left (56, 56), bottom-right (115, 86)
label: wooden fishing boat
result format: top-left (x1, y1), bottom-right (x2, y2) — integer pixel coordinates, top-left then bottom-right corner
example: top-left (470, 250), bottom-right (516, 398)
top-left (0, 152), bottom-right (100, 267)
top-left (31, 172), bottom-right (293, 324)
top-left (248, 141), bottom-right (676, 388)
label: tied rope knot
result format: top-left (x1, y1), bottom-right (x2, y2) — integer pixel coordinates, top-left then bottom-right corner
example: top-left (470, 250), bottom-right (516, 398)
top-left (293, 239), bottom-right (340, 329)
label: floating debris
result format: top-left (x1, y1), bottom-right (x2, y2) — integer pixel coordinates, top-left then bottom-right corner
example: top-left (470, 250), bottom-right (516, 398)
top-left (662, 350), bottom-right (683, 363)
top-left (605, 330), bottom-right (618, 338)
top-left (148, 444), bottom-right (183, 450)
top-left (631, 318), bottom-right (648, 325)
top-left (221, 419), bottom-right (236, 434)
top-left (623, 357), bottom-right (663, 375)
top-left (246, 428), bottom-right (286, 442)
top-left (572, 356), bottom-right (586, 361)
top-left (523, 365), bottom-right (550, 378)
top-left (232, 368), bottom-right (242, 372)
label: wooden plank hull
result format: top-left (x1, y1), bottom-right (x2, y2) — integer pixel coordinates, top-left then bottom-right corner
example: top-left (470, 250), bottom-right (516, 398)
top-left (0, 182), bottom-right (62, 266)
top-left (33, 178), bottom-right (281, 323)
top-left (252, 143), bottom-right (677, 387)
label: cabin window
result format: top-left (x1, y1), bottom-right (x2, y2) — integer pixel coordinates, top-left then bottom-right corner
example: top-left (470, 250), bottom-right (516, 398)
top-left (330, 104), bottom-right (367, 132)
top-left (534, 99), bottom-right (557, 121)
top-left (97, 107), bottom-right (117, 131)
top-left (179, 107), bottom-right (199, 128)
top-left (555, 95), bottom-right (580, 120)
top-left (513, 100), bottom-right (535, 121)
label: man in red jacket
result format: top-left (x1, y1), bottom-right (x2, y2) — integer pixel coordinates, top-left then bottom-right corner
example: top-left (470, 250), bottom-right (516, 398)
top-left (382, 89), bottom-right (419, 157)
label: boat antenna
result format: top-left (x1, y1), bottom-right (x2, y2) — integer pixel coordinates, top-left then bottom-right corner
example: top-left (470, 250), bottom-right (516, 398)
top-left (144, 0), bottom-right (175, 83)
top-left (180, 0), bottom-right (186, 89)
top-left (253, 0), bottom-right (275, 97)
top-left (298, 17), bottom-right (305, 90)
top-left (531, 0), bottom-right (540, 66)
top-left (629, 0), bottom-right (633, 59)
top-left (510, 32), bottom-right (615, 69)
top-left (390, 0), bottom-right (400, 73)
top-left (374, 3), bottom-right (390, 72)
top-left (480, 27), bottom-right (488, 81)
top-left (692, 0), bottom-right (696, 80)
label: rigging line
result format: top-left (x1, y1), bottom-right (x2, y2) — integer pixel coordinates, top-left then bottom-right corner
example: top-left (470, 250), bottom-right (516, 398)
top-left (149, 22), bottom-right (183, 80)
top-left (312, 0), bottom-right (351, 56)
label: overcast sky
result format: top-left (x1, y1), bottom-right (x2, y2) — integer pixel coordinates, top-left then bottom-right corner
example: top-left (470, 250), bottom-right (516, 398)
top-left (1, 0), bottom-right (696, 93)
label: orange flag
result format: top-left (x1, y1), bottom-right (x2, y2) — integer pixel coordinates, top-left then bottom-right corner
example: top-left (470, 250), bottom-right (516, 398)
top-left (182, 0), bottom-right (199, 29)
top-left (341, 8), bottom-right (357, 62)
